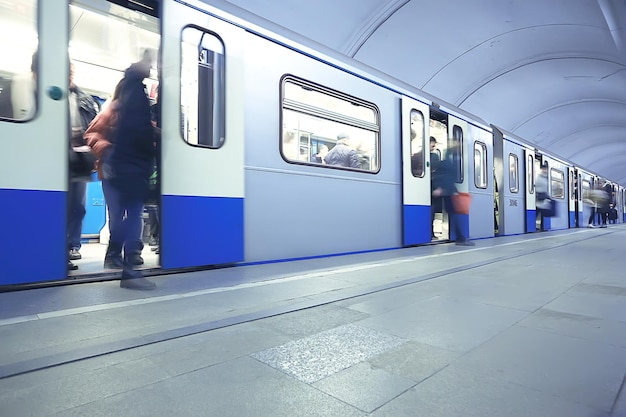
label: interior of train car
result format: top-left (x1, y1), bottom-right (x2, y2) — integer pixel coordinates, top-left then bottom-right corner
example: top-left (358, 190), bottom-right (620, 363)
top-left (0, 0), bottom-right (161, 277)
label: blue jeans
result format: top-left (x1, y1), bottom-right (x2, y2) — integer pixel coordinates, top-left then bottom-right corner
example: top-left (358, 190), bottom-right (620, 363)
top-left (102, 179), bottom-right (144, 256)
top-left (67, 181), bottom-right (87, 250)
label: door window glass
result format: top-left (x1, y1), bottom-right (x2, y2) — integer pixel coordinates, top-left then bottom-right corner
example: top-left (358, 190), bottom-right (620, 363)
top-left (0, 1), bottom-right (38, 121)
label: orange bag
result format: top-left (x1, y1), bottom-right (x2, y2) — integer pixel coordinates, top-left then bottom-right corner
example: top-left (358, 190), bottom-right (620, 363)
top-left (451, 192), bottom-right (471, 215)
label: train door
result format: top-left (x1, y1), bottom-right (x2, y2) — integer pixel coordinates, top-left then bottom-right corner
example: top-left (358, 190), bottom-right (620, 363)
top-left (160, 1), bottom-right (244, 268)
top-left (401, 96), bottom-right (432, 245)
top-left (568, 168), bottom-right (578, 227)
top-left (524, 149), bottom-right (536, 232)
top-left (0, 0), bottom-right (69, 285)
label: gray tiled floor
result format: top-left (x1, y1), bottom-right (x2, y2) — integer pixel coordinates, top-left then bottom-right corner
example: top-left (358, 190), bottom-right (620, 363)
top-left (0, 227), bottom-right (625, 416)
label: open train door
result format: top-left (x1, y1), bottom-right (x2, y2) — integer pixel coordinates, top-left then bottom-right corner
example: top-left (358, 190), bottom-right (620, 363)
top-left (525, 149), bottom-right (536, 232)
top-left (401, 96), bottom-right (432, 245)
top-left (160, 1), bottom-right (244, 268)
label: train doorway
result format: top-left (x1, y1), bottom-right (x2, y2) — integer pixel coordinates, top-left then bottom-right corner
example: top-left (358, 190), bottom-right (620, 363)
top-left (429, 109), bottom-right (450, 242)
top-left (67, 0), bottom-right (161, 277)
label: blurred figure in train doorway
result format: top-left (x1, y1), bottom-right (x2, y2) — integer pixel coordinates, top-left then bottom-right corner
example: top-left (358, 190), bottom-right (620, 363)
top-left (535, 164), bottom-right (553, 230)
top-left (608, 203), bottom-right (618, 224)
top-left (310, 144), bottom-right (328, 164)
top-left (429, 136), bottom-right (442, 239)
top-left (100, 51), bottom-right (157, 290)
top-left (585, 181), bottom-right (609, 228)
top-left (598, 181), bottom-right (613, 228)
top-left (146, 85), bottom-right (161, 254)
top-left (67, 62), bottom-right (99, 269)
top-left (432, 149), bottom-right (474, 246)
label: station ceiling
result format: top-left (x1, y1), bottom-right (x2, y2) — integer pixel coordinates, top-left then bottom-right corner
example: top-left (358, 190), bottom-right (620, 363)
top-left (225, 0), bottom-right (626, 185)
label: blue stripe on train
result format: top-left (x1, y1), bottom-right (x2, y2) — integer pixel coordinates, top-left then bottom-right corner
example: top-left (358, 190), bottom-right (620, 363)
top-left (526, 209), bottom-right (536, 232)
top-left (161, 194), bottom-right (244, 269)
top-left (0, 188), bottom-right (66, 285)
top-left (403, 204), bottom-right (431, 245)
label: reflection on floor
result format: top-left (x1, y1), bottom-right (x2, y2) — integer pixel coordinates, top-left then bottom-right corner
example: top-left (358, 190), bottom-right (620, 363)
top-left (68, 241), bottom-right (159, 277)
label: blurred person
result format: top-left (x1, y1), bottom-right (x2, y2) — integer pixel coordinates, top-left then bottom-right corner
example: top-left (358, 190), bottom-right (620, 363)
top-left (534, 164), bottom-right (554, 229)
top-left (429, 136), bottom-right (440, 170)
top-left (99, 52), bottom-right (157, 290)
top-left (84, 82), bottom-right (122, 268)
top-left (409, 128), bottom-right (424, 176)
top-left (599, 182), bottom-right (613, 228)
top-left (310, 144), bottom-right (328, 164)
top-left (586, 182), bottom-right (609, 228)
top-left (429, 137), bottom-right (442, 238)
top-left (10, 51), bottom-right (37, 121)
top-left (432, 150), bottom-right (474, 246)
top-left (146, 86), bottom-right (161, 254)
top-left (67, 63), bottom-right (99, 268)
top-left (324, 133), bottom-right (360, 168)
top-left (608, 203), bottom-right (618, 224)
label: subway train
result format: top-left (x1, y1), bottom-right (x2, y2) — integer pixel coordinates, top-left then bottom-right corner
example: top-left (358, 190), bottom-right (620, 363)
top-left (0, 0), bottom-right (624, 287)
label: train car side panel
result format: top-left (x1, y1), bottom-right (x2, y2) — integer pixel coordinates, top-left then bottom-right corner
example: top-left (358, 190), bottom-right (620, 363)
top-left (241, 33), bottom-right (402, 261)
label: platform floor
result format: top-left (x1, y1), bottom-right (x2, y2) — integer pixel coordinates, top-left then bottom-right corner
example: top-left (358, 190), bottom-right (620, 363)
top-left (1, 226), bottom-right (625, 416)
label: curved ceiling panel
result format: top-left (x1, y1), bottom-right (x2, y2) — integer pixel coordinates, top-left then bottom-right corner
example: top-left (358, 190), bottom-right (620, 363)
top-left (223, 0), bottom-right (626, 184)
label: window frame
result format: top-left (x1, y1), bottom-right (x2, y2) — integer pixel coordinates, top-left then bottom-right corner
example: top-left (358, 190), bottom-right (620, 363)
top-left (179, 25), bottom-right (226, 149)
top-left (451, 125), bottom-right (464, 183)
top-left (550, 168), bottom-right (565, 199)
top-left (0, 0), bottom-right (38, 123)
top-left (527, 154), bottom-right (535, 195)
top-left (508, 153), bottom-right (519, 193)
top-left (410, 109), bottom-right (425, 178)
top-left (280, 74), bottom-right (381, 173)
top-left (473, 141), bottom-right (487, 189)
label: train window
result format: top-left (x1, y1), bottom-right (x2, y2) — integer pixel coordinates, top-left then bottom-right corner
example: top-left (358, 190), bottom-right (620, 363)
top-left (582, 179), bottom-right (591, 203)
top-left (508, 153), bottom-right (519, 193)
top-left (410, 110), bottom-right (425, 177)
top-left (474, 141), bottom-right (487, 189)
top-left (451, 125), bottom-right (464, 183)
top-left (281, 76), bottom-right (380, 172)
top-left (569, 171), bottom-right (576, 200)
top-left (550, 168), bottom-right (565, 199)
top-left (180, 26), bottom-right (225, 148)
top-left (527, 154), bottom-right (534, 194)
top-left (0, 1), bottom-right (37, 121)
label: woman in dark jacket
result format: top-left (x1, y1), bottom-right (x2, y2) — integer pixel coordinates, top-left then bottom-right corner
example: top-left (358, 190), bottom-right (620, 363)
top-left (101, 55), bottom-right (156, 290)
top-left (432, 154), bottom-right (474, 246)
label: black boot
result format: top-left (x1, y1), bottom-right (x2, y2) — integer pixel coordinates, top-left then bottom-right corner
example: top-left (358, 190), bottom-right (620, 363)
top-left (120, 267), bottom-right (156, 290)
top-left (124, 240), bottom-right (144, 266)
top-left (104, 241), bottom-right (124, 269)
